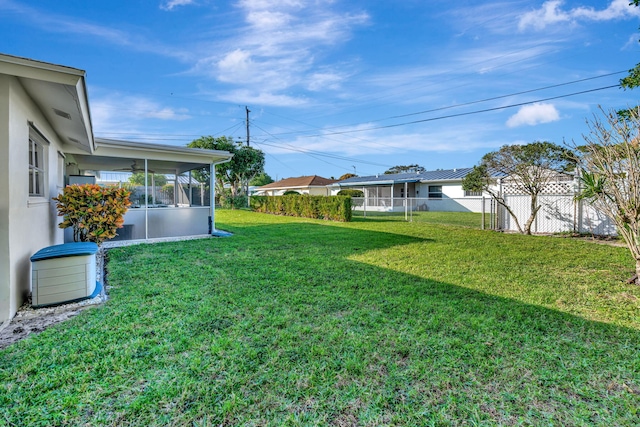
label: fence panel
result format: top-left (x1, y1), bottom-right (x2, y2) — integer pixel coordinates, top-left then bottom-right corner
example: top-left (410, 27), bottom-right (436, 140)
top-left (500, 193), bottom-right (616, 235)
top-left (351, 197), bottom-right (492, 229)
top-left (351, 192), bottom-right (617, 235)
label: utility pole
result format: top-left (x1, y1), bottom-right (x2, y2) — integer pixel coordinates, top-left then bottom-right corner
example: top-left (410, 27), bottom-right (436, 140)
top-left (244, 106), bottom-right (251, 206)
top-left (245, 106), bottom-right (250, 146)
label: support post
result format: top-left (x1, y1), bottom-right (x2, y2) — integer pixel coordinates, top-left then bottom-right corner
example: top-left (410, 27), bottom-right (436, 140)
top-left (144, 159), bottom-right (149, 240)
top-left (210, 163), bottom-right (216, 234)
top-left (404, 182), bottom-right (408, 221)
top-left (481, 196), bottom-right (486, 230)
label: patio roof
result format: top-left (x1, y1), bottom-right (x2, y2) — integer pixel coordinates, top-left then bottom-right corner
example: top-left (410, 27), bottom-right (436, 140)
top-left (65, 138), bottom-right (233, 174)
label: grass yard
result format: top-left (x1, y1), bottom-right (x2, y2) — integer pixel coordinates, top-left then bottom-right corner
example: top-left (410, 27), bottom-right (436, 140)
top-left (1, 209), bottom-right (639, 426)
top-left (351, 210), bottom-right (488, 229)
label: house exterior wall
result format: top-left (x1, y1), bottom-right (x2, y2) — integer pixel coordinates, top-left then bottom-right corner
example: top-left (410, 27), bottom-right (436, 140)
top-left (415, 181), bottom-right (466, 198)
top-left (308, 186), bottom-right (330, 196)
top-left (0, 75), bottom-right (65, 323)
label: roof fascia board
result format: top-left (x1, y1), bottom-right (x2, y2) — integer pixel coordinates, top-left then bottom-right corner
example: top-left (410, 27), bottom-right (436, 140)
top-left (339, 180), bottom-right (396, 186)
top-left (75, 78), bottom-right (95, 153)
top-left (0, 54), bottom-right (84, 86)
top-left (73, 138), bottom-right (234, 163)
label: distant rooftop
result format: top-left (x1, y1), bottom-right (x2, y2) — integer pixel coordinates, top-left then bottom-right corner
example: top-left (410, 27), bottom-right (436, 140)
top-left (338, 168), bottom-right (475, 186)
top-left (258, 175), bottom-right (338, 189)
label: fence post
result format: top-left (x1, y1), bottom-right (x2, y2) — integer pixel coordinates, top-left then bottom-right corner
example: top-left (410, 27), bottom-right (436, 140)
top-left (481, 196), bottom-right (485, 230)
top-left (363, 195), bottom-right (367, 218)
top-left (404, 182), bottom-right (408, 221)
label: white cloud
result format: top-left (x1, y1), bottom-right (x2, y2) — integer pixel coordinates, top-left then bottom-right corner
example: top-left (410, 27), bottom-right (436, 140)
top-left (91, 93), bottom-right (191, 134)
top-left (189, 0), bottom-right (369, 103)
top-left (519, 0), bottom-right (640, 31)
top-left (160, 0), bottom-right (196, 11)
top-left (216, 89), bottom-right (308, 107)
top-left (506, 103), bottom-right (560, 127)
top-left (307, 71), bottom-right (346, 91)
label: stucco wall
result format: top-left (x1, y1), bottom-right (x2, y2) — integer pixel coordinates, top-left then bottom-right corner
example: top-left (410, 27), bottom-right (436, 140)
top-left (0, 75), bottom-right (65, 322)
top-left (415, 182), bottom-right (466, 198)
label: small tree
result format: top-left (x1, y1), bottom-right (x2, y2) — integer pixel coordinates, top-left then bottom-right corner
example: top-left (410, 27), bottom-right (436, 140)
top-left (576, 107), bottom-right (640, 284)
top-left (337, 189), bottom-right (364, 197)
top-left (338, 173), bottom-right (357, 181)
top-left (250, 172), bottom-right (274, 187)
top-left (53, 184), bottom-right (131, 245)
top-left (463, 141), bottom-right (574, 234)
top-left (188, 136), bottom-right (265, 203)
top-left (384, 164), bottom-right (425, 174)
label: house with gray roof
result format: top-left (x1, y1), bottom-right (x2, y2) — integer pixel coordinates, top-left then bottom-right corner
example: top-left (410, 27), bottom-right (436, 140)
top-left (332, 168), bottom-right (486, 213)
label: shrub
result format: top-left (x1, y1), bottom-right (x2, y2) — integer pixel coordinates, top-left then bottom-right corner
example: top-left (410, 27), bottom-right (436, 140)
top-left (337, 189), bottom-right (364, 197)
top-left (250, 195), bottom-right (351, 222)
top-left (53, 184), bottom-right (131, 244)
top-left (219, 189), bottom-right (247, 209)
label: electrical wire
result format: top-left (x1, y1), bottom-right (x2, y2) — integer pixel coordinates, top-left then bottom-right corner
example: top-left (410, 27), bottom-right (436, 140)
top-left (292, 84), bottom-right (622, 139)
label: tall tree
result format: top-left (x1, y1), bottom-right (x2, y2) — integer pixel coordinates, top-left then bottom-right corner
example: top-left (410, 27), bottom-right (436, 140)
top-left (384, 164), bottom-right (425, 174)
top-left (187, 136), bottom-right (265, 197)
top-left (462, 141), bottom-right (574, 235)
top-left (621, 0), bottom-right (640, 89)
top-left (575, 107), bottom-right (640, 284)
top-left (250, 172), bottom-right (274, 187)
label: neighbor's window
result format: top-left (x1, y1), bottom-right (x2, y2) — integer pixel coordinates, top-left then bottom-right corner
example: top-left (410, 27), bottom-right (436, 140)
top-left (464, 190), bottom-right (482, 197)
top-left (428, 185), bottom-right (442, 199)
top-left (28, 129), bottom-right (47, 197)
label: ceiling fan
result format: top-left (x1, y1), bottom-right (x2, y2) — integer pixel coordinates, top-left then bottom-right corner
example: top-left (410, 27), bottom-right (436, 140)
top-left (115, 160), bottom-right (154, 174)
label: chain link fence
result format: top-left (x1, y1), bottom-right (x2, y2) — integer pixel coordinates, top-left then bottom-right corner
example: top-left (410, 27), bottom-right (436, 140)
top-left (350, 194), bottom-right (616, 235)
top-left (351, 197), bottom-right (494, 229)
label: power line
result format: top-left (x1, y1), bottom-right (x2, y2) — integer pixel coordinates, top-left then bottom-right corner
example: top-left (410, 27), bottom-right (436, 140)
top-left (294, 84), bottom-right (621, 138)
top-left (265, 72), bottom-right (626, 137)
top-left (251, 122), bottom-right (393, 169)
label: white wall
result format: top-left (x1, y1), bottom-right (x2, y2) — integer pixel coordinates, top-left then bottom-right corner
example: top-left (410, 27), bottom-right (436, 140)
top-left (415, 182), bottom-right (466, 198)
top-left (0, 75), bottom-right (65, 322)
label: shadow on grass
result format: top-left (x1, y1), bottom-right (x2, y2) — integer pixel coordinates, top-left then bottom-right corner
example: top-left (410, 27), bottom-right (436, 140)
top-left (1, 219), bottom-right (639, 426)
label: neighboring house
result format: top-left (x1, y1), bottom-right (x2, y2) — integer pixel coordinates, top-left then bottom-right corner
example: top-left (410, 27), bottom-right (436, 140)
top-left (333, 168), bottom-right (486, 212)
top-left (0, 53), bottom-right (233, 323)
top-left (254, 175), bottom-right (337, 196)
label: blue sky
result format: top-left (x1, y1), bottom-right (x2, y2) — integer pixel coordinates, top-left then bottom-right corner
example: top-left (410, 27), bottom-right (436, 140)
top-left (1, 0), bottom-right (639, 180)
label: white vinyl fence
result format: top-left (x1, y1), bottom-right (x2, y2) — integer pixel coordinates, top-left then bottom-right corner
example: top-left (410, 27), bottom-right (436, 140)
top-left (500, 194), bottom-right (616, 235)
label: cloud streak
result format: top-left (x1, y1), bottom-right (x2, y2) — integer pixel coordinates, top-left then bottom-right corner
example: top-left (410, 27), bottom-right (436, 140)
top-left (518, 0), bottom-right (640, 31)
top-left (191, 0), bottom-right (369, 105)
top-left (160, 0), bottom-right (196, 11)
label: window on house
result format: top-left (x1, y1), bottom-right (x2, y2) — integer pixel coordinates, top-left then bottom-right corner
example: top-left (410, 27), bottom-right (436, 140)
top-left (464, 190), bottom-right (482, 197)
top-left (57, 152), bottom-right (65, 189)
top-left (428, 185), bottom-right (442, 199)
top-left (28, 128), bottom-right (48, 197)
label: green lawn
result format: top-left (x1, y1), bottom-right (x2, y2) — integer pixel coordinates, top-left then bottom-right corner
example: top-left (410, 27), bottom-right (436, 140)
top-left (351, 210), bottom-right (488, 229)
top-left (1, 210), bottom-right (639, 426)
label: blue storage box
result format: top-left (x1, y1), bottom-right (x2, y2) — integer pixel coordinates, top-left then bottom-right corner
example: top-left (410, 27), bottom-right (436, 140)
top-left (30, 242), bottom-right (100, 307)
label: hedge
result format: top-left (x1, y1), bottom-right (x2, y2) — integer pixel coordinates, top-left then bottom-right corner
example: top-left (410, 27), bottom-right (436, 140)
top-left (250, 195), bottom-right (352, 222)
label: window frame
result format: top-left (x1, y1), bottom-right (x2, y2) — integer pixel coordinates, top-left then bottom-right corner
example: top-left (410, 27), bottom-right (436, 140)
top-left (28, 125), bottom-right (49, 198)
top-left (428, 185), bottom-right (443, 199)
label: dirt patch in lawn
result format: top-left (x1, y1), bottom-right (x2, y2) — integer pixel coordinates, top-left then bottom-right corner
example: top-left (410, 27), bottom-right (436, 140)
top-left (0, 294), bottom-right (107, 350)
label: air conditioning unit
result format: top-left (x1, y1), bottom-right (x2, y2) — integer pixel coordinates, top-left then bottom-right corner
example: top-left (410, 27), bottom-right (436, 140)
top-left (30, 242), bottom-right (100, 307)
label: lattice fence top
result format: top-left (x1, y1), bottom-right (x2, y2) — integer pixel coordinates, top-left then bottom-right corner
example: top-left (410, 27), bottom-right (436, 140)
top-left (502, 180), bottom-right (574, 195)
